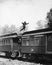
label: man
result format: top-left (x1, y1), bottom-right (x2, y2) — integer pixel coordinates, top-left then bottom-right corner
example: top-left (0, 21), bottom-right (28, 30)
top-left (20, 21), bottom-right (29, 31)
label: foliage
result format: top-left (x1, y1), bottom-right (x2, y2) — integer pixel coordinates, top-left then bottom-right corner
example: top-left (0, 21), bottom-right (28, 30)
top-left (36, 20), bottom-right (48, 29)
top-left (1, 25), bottom-right (18, 35)
top-left (47, 8), bottom-right (52, 28)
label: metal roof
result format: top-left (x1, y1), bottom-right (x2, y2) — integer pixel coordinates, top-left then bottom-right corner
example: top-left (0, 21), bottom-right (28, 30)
top-left (0, 33), bottom-right (18, 39)
top-left (22, 28), bottom-right (52, 36)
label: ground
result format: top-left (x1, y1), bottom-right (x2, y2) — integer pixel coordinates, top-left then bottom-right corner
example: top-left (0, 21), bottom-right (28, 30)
top-left (0, 58), bottom-right (41, 65)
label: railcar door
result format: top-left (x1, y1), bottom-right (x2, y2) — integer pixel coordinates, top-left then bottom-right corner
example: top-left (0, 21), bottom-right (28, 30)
top-left (46, 34), bottom-right (52, 53)
top-left (13, 37), bottom-right (20, 51)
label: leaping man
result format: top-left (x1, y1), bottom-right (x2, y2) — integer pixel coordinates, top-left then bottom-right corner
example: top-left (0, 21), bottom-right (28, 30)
top-left (20, 21), bottom-right (29, 31)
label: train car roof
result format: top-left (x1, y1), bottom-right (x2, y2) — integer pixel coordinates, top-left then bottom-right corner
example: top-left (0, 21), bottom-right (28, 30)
top-left (0, 33), bottom-right (18, 39)
top-left (22, 28), bottom-right (52, 36)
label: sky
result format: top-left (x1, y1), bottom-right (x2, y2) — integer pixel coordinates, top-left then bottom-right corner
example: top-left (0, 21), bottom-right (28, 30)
top-left (0, 0), bottom-right (52, 31)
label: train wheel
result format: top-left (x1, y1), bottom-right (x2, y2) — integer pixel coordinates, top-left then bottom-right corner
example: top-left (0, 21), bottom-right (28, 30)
top-left (16, 52), bottom-right (19, 57)
top-left (18, 51), bottom-right (22, 58)
top-left (11, 51), bottom-right (17, 59)
top-left (25, 54), bottom-right (29, 59)
top-left (22, 54), bottom-right (26, 59)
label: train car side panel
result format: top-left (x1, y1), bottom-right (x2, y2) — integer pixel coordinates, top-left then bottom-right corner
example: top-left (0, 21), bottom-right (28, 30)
top-left (21, 35), bottom-right (46, 54)
top-left (0, 45), bottom-right (11, 51)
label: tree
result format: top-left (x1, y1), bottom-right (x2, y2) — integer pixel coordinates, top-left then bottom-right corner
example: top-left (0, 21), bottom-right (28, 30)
top-left (36, 20), bottom-right (43, 29)
top-left (2, 24), bottom-right (18, 35)
top-left (2, 25), bottom-right (10, 34)
top-left (47, 8), bottom-right (52, 28)
top-left (9, 25), bottom-right (17, 33)
top-left (36, 20), bottom-right (48, 29)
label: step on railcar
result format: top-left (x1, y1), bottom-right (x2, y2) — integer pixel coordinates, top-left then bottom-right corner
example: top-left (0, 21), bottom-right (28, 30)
top-left (21, 28), bottom-right (52, 63)
top-left (0, 33), bottom-right (21, 58)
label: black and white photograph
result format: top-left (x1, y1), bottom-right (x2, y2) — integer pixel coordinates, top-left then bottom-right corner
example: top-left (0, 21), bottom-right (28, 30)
top-left (0, 0), bottom-right (52, 65)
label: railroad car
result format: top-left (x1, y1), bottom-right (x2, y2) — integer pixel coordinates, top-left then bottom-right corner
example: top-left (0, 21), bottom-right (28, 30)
top-left (21, 28), bottom-right (52, 63)
top-left (0, 33), bottom-right (21, 58)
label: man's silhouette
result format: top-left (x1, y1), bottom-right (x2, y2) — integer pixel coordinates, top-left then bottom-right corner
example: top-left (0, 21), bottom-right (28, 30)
top-left (20, 21), bottom-right (29, 31)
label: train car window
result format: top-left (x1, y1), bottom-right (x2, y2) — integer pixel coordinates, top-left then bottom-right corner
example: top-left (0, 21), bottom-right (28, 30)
top-left (13, 37), bottom-right (19, 43)
top-left (3, 39), bottom-right (7, 45)
top-left (22, 40), bottom-right (26, 46)
top-left (7, 39), bottom-right (10, 44)
top-left (22, 39), bottom-right (30, 46)
top-left (0, 39), bottom-right (3, 45)
top-left (2, 39), bottom-right (5, 45)
top-left (29, 35), bottom-right (40, 46)
top-left (47, 35), bottom-right (52, 52)
top-left (0, 38), bottom-right (12, 45)
top-left (22, 35), bottom-right (44, 46)
top-left (3, 39), bottom-right (11, 45)
top-left (22, 36), bottom-right (30, 46)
